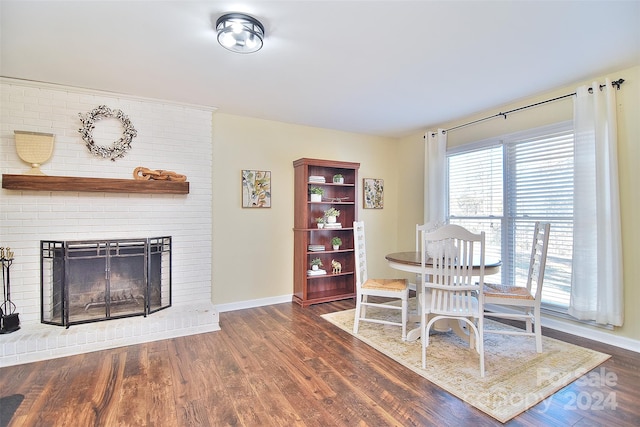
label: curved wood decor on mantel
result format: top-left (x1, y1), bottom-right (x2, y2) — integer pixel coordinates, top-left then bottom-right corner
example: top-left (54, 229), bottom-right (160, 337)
top-left (1, 174), bottom-right (189, 195)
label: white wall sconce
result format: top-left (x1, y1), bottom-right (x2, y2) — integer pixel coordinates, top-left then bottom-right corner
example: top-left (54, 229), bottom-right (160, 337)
top-left (216, 13), bottom-right (265, 54)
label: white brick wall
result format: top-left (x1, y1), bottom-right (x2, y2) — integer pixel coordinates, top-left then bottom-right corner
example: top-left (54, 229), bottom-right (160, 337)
top-left (0, 78), bottom-right (218, 365)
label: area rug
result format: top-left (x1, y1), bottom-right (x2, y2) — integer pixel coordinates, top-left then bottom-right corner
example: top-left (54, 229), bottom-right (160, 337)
top-left (321, 303), bottom-right (610, 423)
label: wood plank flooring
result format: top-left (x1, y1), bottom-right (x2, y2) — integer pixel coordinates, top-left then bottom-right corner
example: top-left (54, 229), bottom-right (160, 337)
top-left (1, 298), bottom-right (638, 426)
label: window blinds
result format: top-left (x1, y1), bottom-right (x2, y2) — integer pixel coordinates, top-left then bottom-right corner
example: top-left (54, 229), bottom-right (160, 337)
top-left (447, 124), bottom-right (574, 308)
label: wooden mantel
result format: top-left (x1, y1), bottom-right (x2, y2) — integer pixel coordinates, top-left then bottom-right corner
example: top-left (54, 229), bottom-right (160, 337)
top-left (1, 174), bottom-right (189, 194)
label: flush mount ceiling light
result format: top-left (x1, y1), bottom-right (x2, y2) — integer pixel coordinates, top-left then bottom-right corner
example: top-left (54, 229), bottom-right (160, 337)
top-left (216, 13), bottom-right (265, 54)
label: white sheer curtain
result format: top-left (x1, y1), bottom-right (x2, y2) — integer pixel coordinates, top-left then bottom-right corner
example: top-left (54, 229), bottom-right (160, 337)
top-left (569, 79), bottom-right (624, 326)
top-left (424, 130), bottom-right (447, 225)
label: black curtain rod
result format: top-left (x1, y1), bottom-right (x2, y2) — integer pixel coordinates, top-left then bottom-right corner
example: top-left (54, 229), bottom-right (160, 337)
top-left (428, 78), bottom-right (625, 137)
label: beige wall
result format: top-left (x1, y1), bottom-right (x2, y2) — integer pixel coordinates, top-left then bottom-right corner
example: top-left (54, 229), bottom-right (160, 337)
top-left (212, 65), bottom-right (638, 346)
top-left (395, 133), bottom-right (426, 248)
top-left (211, 114), bottom-right (404, 306)
top-left (396, 65), bottom-right (640, 344)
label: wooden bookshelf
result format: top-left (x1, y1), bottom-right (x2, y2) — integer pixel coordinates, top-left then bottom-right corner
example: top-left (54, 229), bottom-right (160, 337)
top-left (292, 158), bottom-right (360, 307)
top-left (1, 174), bottom-right (189, 194)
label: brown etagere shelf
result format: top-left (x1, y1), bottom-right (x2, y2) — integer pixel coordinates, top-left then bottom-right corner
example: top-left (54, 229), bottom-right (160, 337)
top-left (1, 174), bottom-right (189, 195)
top-left (292, 158), bottom-right (359, 307)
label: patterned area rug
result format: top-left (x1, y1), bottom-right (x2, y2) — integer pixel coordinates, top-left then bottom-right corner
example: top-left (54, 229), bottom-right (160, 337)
top-left (321, 303), bottom-right (610, 423)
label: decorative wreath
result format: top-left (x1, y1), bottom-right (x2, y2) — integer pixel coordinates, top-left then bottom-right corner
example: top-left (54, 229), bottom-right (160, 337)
top-left (78, 105), bottom-right (137, 161)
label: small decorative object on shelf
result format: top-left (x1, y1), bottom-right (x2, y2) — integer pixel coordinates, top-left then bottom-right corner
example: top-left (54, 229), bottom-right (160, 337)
top-left (133, 166), bottom-right (187, 182)
top-left (310, 186), bottom-right (324, 202)
top-left (324, 223), bottom-right (342, 229)
top-left (316, 217), bottom-right (325, 228)
top-left (331, 259), bottom-right (342, 274)
top-left (310, 257), bottom-right (323, 271)
top-left (78, 105), bottom-right (137, 161)
top-left (1, 246), bottom-right (20, 334)
top-left (331, 237), bottom-right (342, 250)
top-left (333, 174), bottom-right (344, 184)
top-left (307, 268), bottom-right (327, 276)
top-left (324, 196), bottom-right (350, 202)
top-left (324, 207), bottom-right (340, 224)
top-left (14, 130), bottom-right (55, 175)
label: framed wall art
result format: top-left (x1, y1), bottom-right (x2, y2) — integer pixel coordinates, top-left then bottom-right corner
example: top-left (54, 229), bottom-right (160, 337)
top-left (242, 170), bottom-right (271, 208)
top-left (363, 178), bottom-right (384, 209)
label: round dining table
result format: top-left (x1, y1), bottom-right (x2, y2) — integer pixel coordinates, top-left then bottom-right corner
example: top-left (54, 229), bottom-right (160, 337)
top-left (385, 251), bottom-right (502, 275)
top-left (385, 251), bottom-right (502, 342)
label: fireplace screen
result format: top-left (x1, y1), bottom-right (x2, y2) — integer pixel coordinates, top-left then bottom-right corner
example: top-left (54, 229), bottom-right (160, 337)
top-left (40, 237), bottom-right (171, 327)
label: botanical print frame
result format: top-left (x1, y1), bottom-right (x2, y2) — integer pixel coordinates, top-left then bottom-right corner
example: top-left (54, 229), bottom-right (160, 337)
top-left (242, 170), bottom-right (271, 208)
top-left (363, 178), bottom-right (384, 209)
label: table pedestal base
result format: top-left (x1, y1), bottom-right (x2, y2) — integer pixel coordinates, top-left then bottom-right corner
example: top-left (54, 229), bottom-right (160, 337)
top-left (405, 316), bottom-right (472, 345)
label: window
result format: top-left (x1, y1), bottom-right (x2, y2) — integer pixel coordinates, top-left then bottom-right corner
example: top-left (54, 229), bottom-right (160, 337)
top-left (447, 122), bottom-right (574, 310)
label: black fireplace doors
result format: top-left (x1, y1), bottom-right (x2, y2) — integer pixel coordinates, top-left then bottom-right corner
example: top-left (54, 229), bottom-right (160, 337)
top-left (40, 237), bottom-right (171, 327)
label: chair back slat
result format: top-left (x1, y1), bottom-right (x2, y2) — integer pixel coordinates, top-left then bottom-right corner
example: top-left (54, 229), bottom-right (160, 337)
top-left (527, 222), bottom-right (551, 299)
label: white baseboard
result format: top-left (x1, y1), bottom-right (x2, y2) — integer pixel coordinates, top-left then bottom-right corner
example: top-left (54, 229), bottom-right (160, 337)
top-left (215, 294), bottom-right (293, 313)
top-left (540, 315), bottom-right (639, 353)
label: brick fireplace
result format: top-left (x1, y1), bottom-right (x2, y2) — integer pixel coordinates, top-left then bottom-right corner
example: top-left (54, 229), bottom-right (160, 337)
top-left (0, 78), bottom-right (219, 367)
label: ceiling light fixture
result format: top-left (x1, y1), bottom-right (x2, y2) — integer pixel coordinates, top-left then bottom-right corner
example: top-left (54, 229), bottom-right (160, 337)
top-left (216, 13), bottom-right (265, 54)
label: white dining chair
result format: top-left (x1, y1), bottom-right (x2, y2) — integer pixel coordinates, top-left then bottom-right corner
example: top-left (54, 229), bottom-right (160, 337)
top-left (353, 221), bottom-right (409, 340)
top-left (421, 224), bottom-right (486, 377)
top-left (483, 222), bottom-right (550, 353)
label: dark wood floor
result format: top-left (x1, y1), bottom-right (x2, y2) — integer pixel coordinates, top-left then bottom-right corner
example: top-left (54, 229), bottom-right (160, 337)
top-left (1, 297), bottom-right (638, 426)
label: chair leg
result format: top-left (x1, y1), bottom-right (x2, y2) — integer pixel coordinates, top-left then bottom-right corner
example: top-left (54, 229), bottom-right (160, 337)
top-left (462, 317), bottom-right (483, 376)
top-left (478, 316), bottom-right (485, 378)
top-left (421, 311), bottom-right (429, 369)
top-left (534, 305), bottom-right (542, 353)
top-left (525, 311), bottom-right (533, 334)
top-left (361, 295), bottom-right (368, 319)
top-left (468, 319), bottom-right (476, 349)
top-left (353, 295), bottom-right (362, 334)
top-left (401, 297), bottom-right (408, 341)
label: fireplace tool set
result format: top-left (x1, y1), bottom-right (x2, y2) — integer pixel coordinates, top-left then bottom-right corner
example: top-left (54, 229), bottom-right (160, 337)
top-left (1, 247), bottom-right (20, 334)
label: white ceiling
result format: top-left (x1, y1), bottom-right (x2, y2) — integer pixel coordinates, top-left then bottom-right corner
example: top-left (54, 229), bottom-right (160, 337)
top-left (1, 1), bottom-right (639, 138)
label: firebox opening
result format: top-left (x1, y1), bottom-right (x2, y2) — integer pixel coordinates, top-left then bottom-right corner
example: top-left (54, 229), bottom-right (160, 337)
top-left (41, 237), bottom-right (171, 327)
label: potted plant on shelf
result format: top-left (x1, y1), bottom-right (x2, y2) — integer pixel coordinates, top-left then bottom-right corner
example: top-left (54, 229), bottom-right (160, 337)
top-left (324, 207), bottom-right (340, 224)
top-left (310, 258), bottom-right (323, 271)
top-left (332, 174), bottom-right (344, 184)
top-left (331, 236), bottom-right (342, 250)
top-left (309, 186), bottom-right (324, 202)
top-left (315, 217), bottom-right (325, 229)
